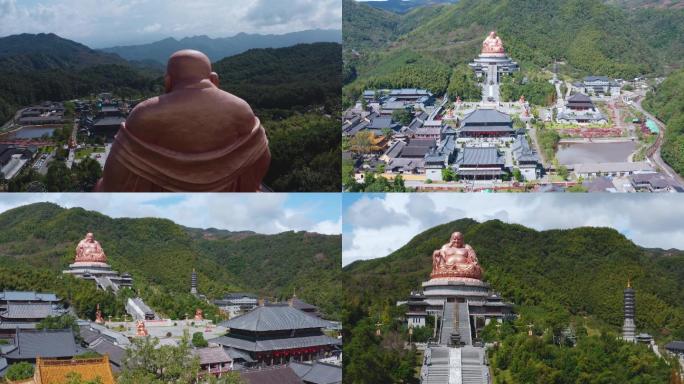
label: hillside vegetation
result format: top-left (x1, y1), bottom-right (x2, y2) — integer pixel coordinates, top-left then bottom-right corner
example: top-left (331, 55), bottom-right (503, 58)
top-left (643, 69), bottom-right (684, 177)
top-left (0, 203), bottom-right (342, 320)
top-left (344, 0), bottom-right (684, 103)
top-left (342, 219), bottom-right (684, 383)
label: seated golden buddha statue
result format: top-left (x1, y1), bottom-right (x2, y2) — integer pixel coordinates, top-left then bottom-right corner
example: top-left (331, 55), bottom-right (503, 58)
top-left (95, 50), bottom-right (270, 192)
top-left (482, 31), bottom-right (505, 55)
top-left (431, 231), bottom-right (483, 280)
top-left (75, 232), bottom-right (108, 264)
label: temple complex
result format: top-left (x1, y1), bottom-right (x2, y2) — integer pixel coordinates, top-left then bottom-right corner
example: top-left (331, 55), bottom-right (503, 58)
top-left (62, 233), bottom-right (132, 292)
top-left (0, 291), bottom-right (67, 338)
top-left (209, 304), bottom-right (340, 367)
top-left (469, 32), bottom-right (519, 102)
top-left (399, 232), bottom-right (514, 384)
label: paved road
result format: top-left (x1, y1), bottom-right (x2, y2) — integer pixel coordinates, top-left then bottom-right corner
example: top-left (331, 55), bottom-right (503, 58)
top-left (633, 97), bottom-right (684, 186)
top-left (66, 119), bottom-right (78, 168)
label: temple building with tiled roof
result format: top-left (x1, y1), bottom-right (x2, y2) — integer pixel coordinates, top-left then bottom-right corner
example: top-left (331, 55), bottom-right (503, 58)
top-left (209, 304), bottom-right (340, 367)
top-left (0, 292), bottom-right (67, 338)
top-left (290, 361), bottom-right (342, 384)
top-left (3, 329), bottom-right (83, 364)
top-left (458, 109), bottom-right (515, 138)
top-left (32, 356), bottom-right (115, 384)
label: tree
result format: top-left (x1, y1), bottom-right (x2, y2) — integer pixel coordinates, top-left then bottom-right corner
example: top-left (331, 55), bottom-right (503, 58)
top-left (381, 127), bottom-right (394, 141)
top-left (37, 314), bottom-right (78, 333)
top-left (361, 97), bottom-right (369, 111)
top-left (442, 167), bottom-right (456, 182)
top-left (392, 109), bottom-right (413, 126)
top-left (558, 165), bottom-right (569, 180)
top-left (350, 131), bottom-right (375, 154)
top-left (192, 331), bottom-right (208, 347)
top-left (73, 157), bottom-right (102, 191)
top-left (45, 161), bottom-right (76, 192)
top-left (513, 168), bottom-right (523, 182)
top-left (118, 332), bottom-right (200, 384)
top-left (5, 362), bottom-right (34, 380)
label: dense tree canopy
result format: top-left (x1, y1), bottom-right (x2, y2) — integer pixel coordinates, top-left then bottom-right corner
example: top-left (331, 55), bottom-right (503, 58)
top-left (643, 69), bottom-right (684, 178)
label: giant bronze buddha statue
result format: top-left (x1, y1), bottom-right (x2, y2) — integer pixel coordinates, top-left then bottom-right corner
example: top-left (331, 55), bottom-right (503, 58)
top-left (95, 49), bottom-right (270, 192)
top-left (482, 31), bottom-right (505, 55)
top-left (430, 232), bottom-right (483, 281)
top-left (75, 232), bottom-right (108, 264)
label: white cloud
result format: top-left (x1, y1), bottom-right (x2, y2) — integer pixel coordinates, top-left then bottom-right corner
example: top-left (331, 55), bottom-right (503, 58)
top-left (0, 0), bottom-right (341, 48)
top-left (0, 193), bottom-right (341, 235)
top-left (343, 194), bottom-right (684, 265)
top-left (141, 23), bottom-right (162, 33)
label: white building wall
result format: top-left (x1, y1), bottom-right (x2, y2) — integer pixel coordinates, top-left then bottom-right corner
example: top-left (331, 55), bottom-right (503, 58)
top-left (426, 168), bottom-right (443, 182)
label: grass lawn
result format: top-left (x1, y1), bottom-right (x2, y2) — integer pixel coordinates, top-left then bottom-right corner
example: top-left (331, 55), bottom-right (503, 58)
top-left (75, 146), bottom-right (105, 159)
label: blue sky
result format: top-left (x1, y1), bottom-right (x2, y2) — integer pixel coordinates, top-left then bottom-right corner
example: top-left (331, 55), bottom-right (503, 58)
top-left (0, 0), bottom-right (341, 48)
top-left (0, 193), bottom-right (341, 235)
top-left (343, 193), bottom-right (684, 265)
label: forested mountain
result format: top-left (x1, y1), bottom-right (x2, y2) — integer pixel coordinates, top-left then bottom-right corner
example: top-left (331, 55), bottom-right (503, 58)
top-left (344, 219), bottom-right (684, 338)
top-left (643, 69), bottom-right (684, 178)
top-left (343, 219), bottom-right (683, 383)
top-left (0, 33), bottom-right (127, 70)
top-left (213, 43), bottom-right (342, 192)
top-left (0, 34), bottom-right (161, 124)
top-left (101, 29), bottom-right (342, 63)
top-left (0, 203), bottom-right (341, 320)
top-left (358, 0), bottom-right (459, 14)
top-left (343, 0), bottom-right (684, 99)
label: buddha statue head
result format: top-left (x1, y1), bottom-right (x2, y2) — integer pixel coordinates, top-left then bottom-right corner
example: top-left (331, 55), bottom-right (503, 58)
top-left (95, 49), bottom-right (270, 192)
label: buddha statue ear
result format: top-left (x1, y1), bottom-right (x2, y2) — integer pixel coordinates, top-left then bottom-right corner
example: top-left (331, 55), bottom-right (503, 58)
top-left (209, 72), bottom-right (219, 87)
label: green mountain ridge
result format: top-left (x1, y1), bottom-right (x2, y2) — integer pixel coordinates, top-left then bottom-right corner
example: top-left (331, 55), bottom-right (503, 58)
top-left (101, 29), bottom-right (342, 64)
top-left (343, 0), bottom-right (684, 99)
top-left (344, 218), bottom-right (684, 339)
top-left (0, 202), bottom-right (342, 319)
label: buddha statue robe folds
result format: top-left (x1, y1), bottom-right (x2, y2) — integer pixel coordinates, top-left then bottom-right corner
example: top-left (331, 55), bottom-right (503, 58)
top-left (95, 49), bottom-right (270, 192)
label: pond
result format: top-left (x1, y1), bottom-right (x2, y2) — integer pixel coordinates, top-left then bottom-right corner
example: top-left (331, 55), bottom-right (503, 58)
top-left (6, 127), bottom-right (57, 139)
top-left (557, 142), bottom-right (636, 165)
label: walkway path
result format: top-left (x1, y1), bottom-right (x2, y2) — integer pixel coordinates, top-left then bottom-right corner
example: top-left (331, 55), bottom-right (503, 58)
top-left (633, 98), bottom-right (684, 186)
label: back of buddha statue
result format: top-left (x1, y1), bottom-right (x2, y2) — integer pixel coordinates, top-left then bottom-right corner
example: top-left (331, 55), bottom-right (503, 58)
top-left (126, 84), bottom-right (257, 154)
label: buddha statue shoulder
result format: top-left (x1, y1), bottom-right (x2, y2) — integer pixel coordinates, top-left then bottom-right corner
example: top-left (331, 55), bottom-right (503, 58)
top-left (95, 49), bottom-right (270, 192)
top-left (75, 232), bottom-right (107, 263)
top-left (431, 231), bottom-right (482, 280)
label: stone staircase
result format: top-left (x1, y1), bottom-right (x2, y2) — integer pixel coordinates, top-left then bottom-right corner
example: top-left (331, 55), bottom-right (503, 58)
top-left (423, 347), bottom-right (463, 384)
top-left (439, 302), bottom-right (457, 345)
top-left (457, 301), bottom-right (472, 346)
top-left (461, 347), bottom-right (488, 384)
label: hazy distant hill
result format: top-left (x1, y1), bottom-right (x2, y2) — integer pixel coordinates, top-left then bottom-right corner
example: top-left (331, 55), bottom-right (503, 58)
top-left (101, 29), bottom-right (343, 64)
top-left (0, 33), bottom-right (128, 71)
top-left (358, 0), bottom-right (459, 13)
